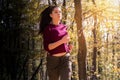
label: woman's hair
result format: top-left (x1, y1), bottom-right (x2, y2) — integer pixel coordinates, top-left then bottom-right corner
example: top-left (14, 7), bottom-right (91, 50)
top-left (39, 5), bottom-right (58, 34)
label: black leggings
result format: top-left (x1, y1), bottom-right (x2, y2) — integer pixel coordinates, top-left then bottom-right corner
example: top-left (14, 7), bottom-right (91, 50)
top-left (47, 53), bottom-right (72, 80)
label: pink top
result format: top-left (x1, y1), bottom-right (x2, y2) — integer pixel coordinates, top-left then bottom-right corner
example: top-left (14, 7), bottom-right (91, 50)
top-left (43, 23), bottom-right (70, 55)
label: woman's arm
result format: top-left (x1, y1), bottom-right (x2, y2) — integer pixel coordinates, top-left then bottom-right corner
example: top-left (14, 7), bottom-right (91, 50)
top-left (48, 35), bottom-right (69, 50)
top-left (68, 43), bottom-right (73, 52)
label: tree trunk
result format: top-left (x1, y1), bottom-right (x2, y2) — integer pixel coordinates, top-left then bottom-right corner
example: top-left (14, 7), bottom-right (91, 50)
top-left (91, 0), bottom-right (98, 79)
top-left (74, 0), bottom-right (87, 80)
top-left (51, 0), bottom-right (57, 5)
top-left (91, 15), bottom-right (97, 79)
top-left (48, 0), bottom-right (51, 5)
top-left (92, 26), bottom-right (97, 72)
top-left (62, 0), bottom-right (67, 24)
top-left (92, 2), bottom-right (97, 72)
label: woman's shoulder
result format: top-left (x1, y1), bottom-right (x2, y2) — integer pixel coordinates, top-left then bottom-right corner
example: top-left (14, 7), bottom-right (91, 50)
top-left (43, 25), bottom-right (52, 34)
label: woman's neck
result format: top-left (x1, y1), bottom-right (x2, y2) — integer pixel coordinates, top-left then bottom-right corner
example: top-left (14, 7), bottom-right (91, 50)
top-left (51, 20), bottom-right (60, 26)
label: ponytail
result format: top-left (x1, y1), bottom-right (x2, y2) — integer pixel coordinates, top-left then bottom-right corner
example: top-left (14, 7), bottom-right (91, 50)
top-left (39, 5), bottom-right (58, 34)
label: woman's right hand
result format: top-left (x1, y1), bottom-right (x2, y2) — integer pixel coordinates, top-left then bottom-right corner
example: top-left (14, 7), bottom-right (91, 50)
top-left (48, 35), bottom-right (70, 50)
top-left (61, 35), bottom-right (70, 43)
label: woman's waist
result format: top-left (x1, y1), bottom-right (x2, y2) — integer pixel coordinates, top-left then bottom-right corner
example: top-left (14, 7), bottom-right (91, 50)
top-left (52, 52), bottom-right (66, 57)
top-left (48, 52), bottom-right (70, 57)
top-left (48, 44), bottom-right (69, 53)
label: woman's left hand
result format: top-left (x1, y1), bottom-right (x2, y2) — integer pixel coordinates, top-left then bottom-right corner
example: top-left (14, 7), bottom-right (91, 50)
top-left (68, 44), bottom-right (73, 51)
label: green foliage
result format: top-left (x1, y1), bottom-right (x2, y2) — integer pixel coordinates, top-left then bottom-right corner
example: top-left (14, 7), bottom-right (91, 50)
top-left (82, 0), bottom-right (120, 79)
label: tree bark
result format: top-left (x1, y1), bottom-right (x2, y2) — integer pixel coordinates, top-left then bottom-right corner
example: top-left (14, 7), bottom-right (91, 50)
top-left (92, 11), bottom-right (97, 73)
top-left (62, 0), bottom-right (67, 24)
top-left (74, 0), bottom-right (87, 80)
top-left (91, 0), bottom-right (97, 75)
top-left (48, 0), bottom-right (51, 5)
top-left (91, 0), bottom-right (98, 79)
top-left (51, 0), bottom-right (57, 5)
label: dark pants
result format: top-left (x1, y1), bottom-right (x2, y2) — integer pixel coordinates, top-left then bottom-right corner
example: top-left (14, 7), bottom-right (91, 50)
top-left (47, 53), bottom-right (72, 80)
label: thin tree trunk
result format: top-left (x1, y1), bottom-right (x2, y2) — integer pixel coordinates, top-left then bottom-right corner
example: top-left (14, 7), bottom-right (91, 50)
top-left (62, 0), bottom-right (67, 24)
top-left (91, 0), bottom-right (98, 79)
top-left (92, 10), bottom-right (97, 73)
top-left (48, 0), bottom-right (51, 5)
top-left (92, 27), bottom-right (97, 72)
top-left (74, 0), bottom-right (87, 80)
top-left (51, 0), bottom-right (57, 5)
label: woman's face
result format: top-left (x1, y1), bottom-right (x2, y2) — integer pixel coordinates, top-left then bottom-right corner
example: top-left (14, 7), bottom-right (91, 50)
top-left (50, 7), bottom-right (62, 21)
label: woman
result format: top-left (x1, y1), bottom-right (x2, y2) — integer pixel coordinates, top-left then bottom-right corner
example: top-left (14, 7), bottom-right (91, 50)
top-left (39, 5), bottom-right (73, 80)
